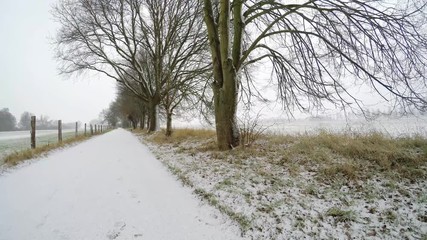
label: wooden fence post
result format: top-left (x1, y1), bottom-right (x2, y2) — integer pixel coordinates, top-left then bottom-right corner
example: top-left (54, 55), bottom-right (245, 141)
top-left (31, 116), bottom-right (36, 149)
top-left (90, 124), bottom-right (93, 135)
top-left (84, 123), bottom-right (87, 136)
top-left (75, 122), bottom-right (78, 137)
top-left (58, 120), bottom-right (62, 142)
top-left (95, 125), bottom-right (97, 134)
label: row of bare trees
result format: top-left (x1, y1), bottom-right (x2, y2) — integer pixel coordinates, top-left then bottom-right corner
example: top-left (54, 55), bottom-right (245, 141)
top-left (100, 85), bottom-right (145, 129)
top-left (54, 0), bottom-right (209, 136)
top-left (54, 0), bottom-right (427, 150)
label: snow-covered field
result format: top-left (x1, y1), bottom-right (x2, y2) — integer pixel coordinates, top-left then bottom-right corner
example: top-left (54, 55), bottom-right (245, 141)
top-left (173, 115), bottom-right (427, 138)
top-left (0, 129), bottom-right (244, 240)
top-left (265, 115), bottom-right (427, 137)
top-left (0, 129), bottom-right (74, 141)
top-left (0, 129), bottom-right (75, 164)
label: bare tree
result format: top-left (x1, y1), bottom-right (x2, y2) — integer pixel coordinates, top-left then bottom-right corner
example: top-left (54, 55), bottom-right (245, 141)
top-left (116, 84), bottom-right (147, 129)
top-left (101, 101), bottom-right (120, 127)
top-left (139, 0), bottom-right (209, 135)
top-left (18, 111), bottom-right (33, 130)
top-left (53, 0), bottom-right (207, 133)
top-left (53, 0), bottom-right (159, 131)
top-left (203, 0), bottom-right (427, 150)
top-left (161, 54), bottom-right (211, 135)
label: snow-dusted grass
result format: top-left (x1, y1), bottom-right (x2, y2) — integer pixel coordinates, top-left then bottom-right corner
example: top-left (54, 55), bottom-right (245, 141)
top-left (137, 129), bottom-right (427, 239)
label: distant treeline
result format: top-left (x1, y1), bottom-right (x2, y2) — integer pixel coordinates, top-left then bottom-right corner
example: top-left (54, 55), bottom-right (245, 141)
top-left (0, 108), bottom-right (75, 131)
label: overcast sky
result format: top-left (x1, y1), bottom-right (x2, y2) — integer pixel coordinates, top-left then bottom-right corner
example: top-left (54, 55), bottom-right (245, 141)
top-left (0, 0), bottom-right (116, 124)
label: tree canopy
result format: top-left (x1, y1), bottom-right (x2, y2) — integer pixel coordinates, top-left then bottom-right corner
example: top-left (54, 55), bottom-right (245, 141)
top-left (18, 112), bottom-right (32, 130)
top-left (53, 0), bottom-right (208, 133)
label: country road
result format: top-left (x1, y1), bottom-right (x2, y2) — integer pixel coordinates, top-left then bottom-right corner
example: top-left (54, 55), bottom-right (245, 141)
top-left (0, 129), bottom-right (243, 240)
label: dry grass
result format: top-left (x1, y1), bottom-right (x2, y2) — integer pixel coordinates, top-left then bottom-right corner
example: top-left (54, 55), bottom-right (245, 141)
top-left (136, 128), bottom-right (216, 145)
top-left (143, 128), bottom-right (427, 181)
top-left (3, 132), bottom-right (105, 167)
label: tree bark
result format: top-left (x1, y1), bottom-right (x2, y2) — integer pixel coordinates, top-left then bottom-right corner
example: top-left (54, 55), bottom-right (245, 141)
top-left (148, 97), bottom-right (160, 132)
top-left (148, 105), bottom-right (156, 132)
top-left (165, 111), bottom-right (172, 136)
top-left (213, 72), bottom-right (240, 150)
top-left (204, 0), bottom-right (240, 150)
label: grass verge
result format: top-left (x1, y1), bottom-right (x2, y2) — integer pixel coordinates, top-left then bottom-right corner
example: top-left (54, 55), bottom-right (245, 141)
top-left (140, 129), bottom-right (427, 182)
top-left (135, 128), bottom-right (427, 239)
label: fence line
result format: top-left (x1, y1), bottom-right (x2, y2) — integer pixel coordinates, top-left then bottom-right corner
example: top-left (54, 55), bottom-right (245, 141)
top-left (30, 118), bottom-right (110, 149)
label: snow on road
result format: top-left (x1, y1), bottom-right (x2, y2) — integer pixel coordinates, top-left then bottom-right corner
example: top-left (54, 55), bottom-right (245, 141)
top-left (0, 129), bottom-right (244, 240)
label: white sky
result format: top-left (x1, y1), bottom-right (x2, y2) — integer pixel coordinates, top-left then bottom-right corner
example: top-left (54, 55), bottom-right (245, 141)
top-left (0, 0), bottom-right (116, 124)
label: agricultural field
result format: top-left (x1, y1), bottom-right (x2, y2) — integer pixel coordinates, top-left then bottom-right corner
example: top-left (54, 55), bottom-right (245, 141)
top-left (173, 115), bottom-right (427, 138)
top-left (265, 115), bottom-right (427, 138)
top-left (0, 129), bottom-right (75, 164)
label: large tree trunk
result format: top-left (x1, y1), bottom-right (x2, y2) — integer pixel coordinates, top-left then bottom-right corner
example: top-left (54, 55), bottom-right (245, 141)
top-left (165, 110), bottom-right (172, 136)
top-left (213, 68), bottom-right (240, 150)
top-left (148, 97), bottom-right (160, 132)
top-left (204, 0), bottom-right (240, 150)
top-left (148, 105), bottom-right (157, 132)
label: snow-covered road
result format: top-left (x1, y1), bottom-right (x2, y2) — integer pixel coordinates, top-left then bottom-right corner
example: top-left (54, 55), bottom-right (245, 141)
top-left (0, 129), bottom-right (243, 240)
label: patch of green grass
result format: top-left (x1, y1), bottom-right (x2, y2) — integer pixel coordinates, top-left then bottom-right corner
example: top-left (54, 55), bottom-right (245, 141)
top-left (194, 188), bottom-right (251, 232)
top-left (166, 165), bottom-right (193, 187)
top-left (293, 216), bottom-right (306, 229)
top-left (418, 193), bottom-right (427, 204)
top-left (384, 209), bottom-right (397, 222)
top-left (326, 207), bottom-right (356, 222)
top-left (304, 183), bottom-right (320, 197)
top-left (215, 177), bottom-right (234, 189)
top-left (418, 213), bottom-right (427, 223)
top-left (164, 161), bottom-right (252, 233)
